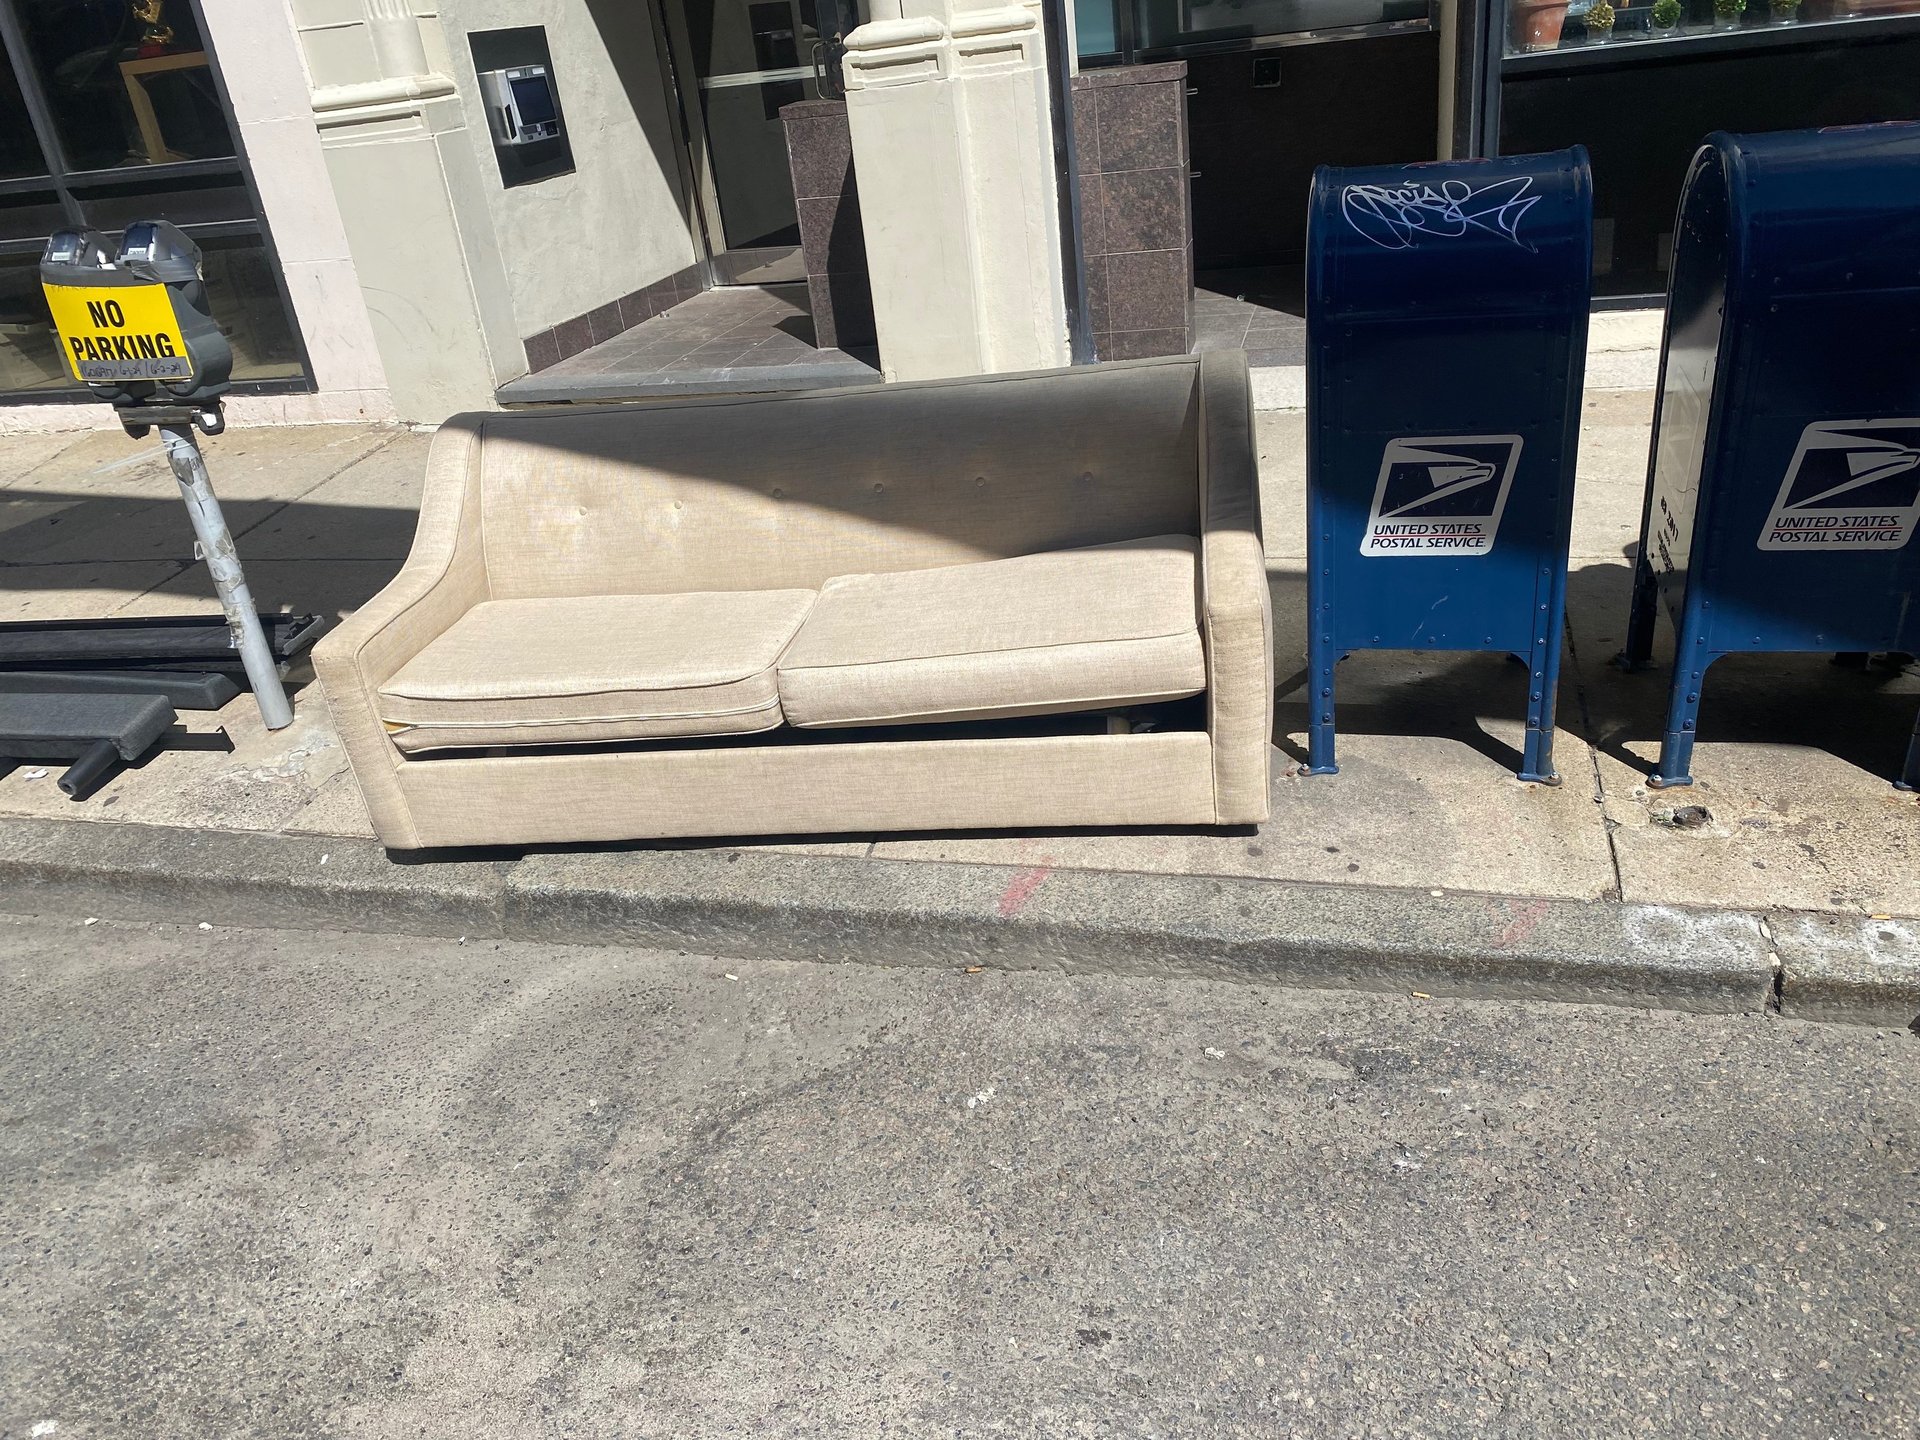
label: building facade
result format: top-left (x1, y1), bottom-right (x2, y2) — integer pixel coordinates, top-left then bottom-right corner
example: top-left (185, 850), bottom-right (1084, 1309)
top-left (0, 0), bottom-right (1915, 426)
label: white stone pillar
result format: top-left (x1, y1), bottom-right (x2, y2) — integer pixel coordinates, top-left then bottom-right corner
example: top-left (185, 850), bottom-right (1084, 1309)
top-left (842, 0), bottom-right (1070, 382)
top-left (294, 0), bottom-right (519, 421)
top-left (198, 0), bottom-right (393, 423)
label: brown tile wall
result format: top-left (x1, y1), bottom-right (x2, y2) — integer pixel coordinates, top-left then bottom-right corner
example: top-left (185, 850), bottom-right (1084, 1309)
top-left (781, 100), bottom-right (874, 351)
top-left (771, 69), bottom-right (1192, 367)
top-left (521, 261), bottom-right (709, 375)
top-left (1073, 62), bottom-right (1193, 362)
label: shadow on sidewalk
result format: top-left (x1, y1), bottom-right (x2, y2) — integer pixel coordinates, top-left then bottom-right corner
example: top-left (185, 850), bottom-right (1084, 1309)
top-left (1567, 555), bottom-right (1920, 785)
top-left (0, 488), bottom-right (413, 622)
top-left (1266, 557), bottom-right (1920, 784)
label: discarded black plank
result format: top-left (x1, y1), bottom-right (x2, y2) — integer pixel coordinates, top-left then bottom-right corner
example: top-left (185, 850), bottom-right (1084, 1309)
top-left (0, 614), bottom-right (325, 671)
top-left (0, 670), bottom-right (239, 710)
top-left (0, 692), bottom-right (177, 800)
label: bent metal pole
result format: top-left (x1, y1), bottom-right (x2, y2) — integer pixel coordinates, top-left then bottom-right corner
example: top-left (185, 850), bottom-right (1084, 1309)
top-left (158, 424), bottom-right (294, 731)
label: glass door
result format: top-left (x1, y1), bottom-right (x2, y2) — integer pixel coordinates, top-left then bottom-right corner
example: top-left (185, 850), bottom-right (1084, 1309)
top-left (663, 0), bottom-right (857, 284)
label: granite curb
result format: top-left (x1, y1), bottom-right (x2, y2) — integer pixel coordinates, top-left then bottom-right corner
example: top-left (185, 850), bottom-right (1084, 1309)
top-left (0, 816), bottom-right (1910, 1027)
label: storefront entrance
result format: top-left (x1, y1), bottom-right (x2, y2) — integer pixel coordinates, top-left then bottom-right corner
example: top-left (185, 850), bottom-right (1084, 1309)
top-left (0, 0), bottom-right (308, 401)
top-left (659, 0), bottom-right (858, 285)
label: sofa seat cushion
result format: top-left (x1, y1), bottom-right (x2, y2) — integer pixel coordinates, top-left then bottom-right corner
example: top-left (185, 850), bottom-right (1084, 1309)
top-left (777, 535), bottom-right (1207, 729)
top-left (379, 591), bottom-right (815, 753)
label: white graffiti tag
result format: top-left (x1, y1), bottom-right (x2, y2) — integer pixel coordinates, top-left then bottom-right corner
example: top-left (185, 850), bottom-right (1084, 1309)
top-left (1340, 177), bottom-right (1540, 252)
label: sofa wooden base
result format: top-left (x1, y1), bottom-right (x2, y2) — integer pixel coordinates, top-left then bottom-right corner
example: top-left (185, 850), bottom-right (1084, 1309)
top-left (390, 730), bottom-right (1231, 850)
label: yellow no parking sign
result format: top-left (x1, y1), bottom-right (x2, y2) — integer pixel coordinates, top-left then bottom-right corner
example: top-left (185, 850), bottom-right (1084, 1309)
top-left (41, 280), bottom-right (195, 385)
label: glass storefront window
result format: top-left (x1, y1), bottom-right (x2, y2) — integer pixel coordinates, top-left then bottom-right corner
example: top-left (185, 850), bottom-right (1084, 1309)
top-left (200, 235), bottom-right (304, 383)
top-left (0, 0), bottom-right (308, 397)
top-left (0, 237), bottom-right (300, 394)
top-left (0, 253), bottom-right (70, 392)
top-left (1, 55), bottom-right (49, 177)
top-left (1495, 0), bottom-right (1920, 296)
top-left (15, 0), bottom-right (235, 172)
top-left (1134, 0), bottom-right (1431, 51)
top-left (1507, 0), bottom-right (1920, 56)
top-left (1076, 0), bottom-right (1122, 54)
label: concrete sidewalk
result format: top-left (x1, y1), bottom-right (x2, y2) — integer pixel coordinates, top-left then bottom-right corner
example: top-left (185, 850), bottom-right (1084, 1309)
top-left (1, 396), bottom-right (1916, 1021)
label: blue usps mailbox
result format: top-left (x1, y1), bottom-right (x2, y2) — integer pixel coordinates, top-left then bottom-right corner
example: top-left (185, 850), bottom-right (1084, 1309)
top-left (1305, 148), bottom-right (1593, 783)
top-left (1621, 124), bottom-right (1920, 790)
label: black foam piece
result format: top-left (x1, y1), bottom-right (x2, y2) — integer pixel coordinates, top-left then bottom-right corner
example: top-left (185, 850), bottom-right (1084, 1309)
top-left (0, 670), bottom-right (239, 710)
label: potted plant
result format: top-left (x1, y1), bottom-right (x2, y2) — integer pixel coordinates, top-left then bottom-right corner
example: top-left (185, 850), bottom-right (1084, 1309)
top-left (1770, 0), bottom-right (1802, 19)
top-left (1586, 0), bottom-right (1619, 37)
top-left (1713, 0), bottom-right (1745, 28)
top-left (1511, 0), bottom-right (1574, 49)
top-left (1651, 0), bottom-right (1684, 30)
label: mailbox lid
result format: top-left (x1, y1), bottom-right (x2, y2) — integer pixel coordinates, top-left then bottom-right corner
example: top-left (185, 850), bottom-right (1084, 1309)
top-left (1715, 123), bottom-right (1920, 301)
top-left (1651, 124), bottom-right (1920, 655)
top-left (1307, 148), bottom-right (1593, 323)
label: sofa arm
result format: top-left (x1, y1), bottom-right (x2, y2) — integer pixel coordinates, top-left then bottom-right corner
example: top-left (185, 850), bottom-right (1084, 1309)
top-left (1197, 351), bottom-right (1273, 824)
top-left (311, 416), bottom-right (490, 848)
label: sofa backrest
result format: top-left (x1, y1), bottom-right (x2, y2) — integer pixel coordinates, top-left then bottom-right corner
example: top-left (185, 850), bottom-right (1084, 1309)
top-left (474, 356), bottom-right (1203, 598)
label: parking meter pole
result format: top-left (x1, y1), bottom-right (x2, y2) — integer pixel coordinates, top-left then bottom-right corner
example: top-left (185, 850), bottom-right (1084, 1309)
top-left (158, 424), bottom-right (293, 731)
top-left (38, 222), bottom-right (294, 731)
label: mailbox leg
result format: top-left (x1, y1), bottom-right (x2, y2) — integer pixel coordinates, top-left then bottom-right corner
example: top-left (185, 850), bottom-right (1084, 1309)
top-left (1619, 551), bottom-right (1660, 672)
top-left (158, 425), bottom-right (295, 732)
top-left (1650, 651), bottom-right (1716, 788)
top-left (1304, 639), bottom-right (1339, 775)
top-left (1304, 522), bottom-right (1339, 775)
top-left (1519, 568), bottom-right (1567, 784)
top-left (1519, 643), bottom-right (1563, 785)
top-left (1899, 708), bottom-right (1920, 793)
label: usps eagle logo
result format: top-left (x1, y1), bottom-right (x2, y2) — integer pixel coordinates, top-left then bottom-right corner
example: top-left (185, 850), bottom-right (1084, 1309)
top-left (1361, 435), bottom-right (1524, 557)
top-left (1757, 421), bottom-right (1920, 552)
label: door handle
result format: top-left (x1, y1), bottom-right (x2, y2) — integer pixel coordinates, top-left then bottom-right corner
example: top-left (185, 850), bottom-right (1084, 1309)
top-left (810, 40), bottom-right (840, 99)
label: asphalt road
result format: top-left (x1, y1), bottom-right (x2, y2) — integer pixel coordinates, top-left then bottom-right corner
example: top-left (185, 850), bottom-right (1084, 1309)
top-left (1, 912), bottom-right (1915, 1439)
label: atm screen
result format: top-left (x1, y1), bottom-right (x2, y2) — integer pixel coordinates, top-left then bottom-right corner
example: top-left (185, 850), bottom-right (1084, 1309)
top-left (511, 74), bottom-right (557, 126)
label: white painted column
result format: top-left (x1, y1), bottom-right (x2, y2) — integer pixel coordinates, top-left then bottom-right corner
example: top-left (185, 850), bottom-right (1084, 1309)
top-left (842, 0), bottom-right (1070, 382)
top-left (181, 0), bottom-right (394, 423)
top-left (293, 0), bottom-right (520, 421)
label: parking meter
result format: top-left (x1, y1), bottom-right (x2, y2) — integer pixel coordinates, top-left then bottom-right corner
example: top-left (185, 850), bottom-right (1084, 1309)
top-left (1304, 148), bottom-right (1594, 784)
top-left (38, 223), bottom-right (289, 730)
top-left (40, 221), bottom-right (232, 433)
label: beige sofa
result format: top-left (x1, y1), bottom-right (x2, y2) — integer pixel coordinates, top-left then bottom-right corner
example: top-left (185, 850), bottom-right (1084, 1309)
top-left (315, 352), bottom-right (1272, 850)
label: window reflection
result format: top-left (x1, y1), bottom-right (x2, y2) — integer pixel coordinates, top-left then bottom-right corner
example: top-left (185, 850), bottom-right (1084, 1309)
top-left (1506, 0), bottom-right (1920, 55)
top-left (0, 237), bottom-right (303, 396)
top-left (0, 255), bottom-right (70, 392)
top-left (1135, 0), bottom-right (1428, 49)
top-left (1, 55), bottom-right (51, 179)
top-left (201, 236), bottom-right (303, 383)
top-left (1077, 0), bottom-right (1122, 52)
top-left (18, 0), bottom-right (235, 173)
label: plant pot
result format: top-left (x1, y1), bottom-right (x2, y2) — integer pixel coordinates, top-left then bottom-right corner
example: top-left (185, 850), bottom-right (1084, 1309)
top-left (1588, 23), bottom-right (1616, 39)
top-left (1713, 10), bottom-right (1744, 26)
top-left (1770, 0), bottom-right (1801, 18)
top-left (1511, 0), bottom-right (1573, 49)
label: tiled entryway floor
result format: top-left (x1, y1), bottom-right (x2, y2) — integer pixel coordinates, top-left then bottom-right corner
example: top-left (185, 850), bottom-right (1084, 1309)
top-left (499, 284), bottom-right (880, 403)
top-left (502, 271), bottom-right (1308, 405)
top-left (1192, 266), bottom-right (1307, 366)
